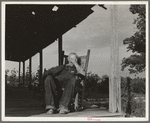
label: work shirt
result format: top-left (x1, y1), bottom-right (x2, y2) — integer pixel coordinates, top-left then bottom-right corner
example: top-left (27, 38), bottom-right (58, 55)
top-left (46, 64), bottom-right (77, 83)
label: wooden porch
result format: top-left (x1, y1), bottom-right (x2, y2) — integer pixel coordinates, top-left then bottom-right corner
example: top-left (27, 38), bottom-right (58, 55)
top-left (5, 87), bottom-right (124, 117)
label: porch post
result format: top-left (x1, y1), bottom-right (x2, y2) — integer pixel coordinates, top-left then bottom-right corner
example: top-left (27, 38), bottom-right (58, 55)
top-left (23, 61), bottom-right (25, 85)
top-left (109, 5), bottom-right (121, 113)
top-left (29, 57), bottom-right (32, 86)
top-left (62, 51), bottom-right (65, 64)
top-left (58, 36), bottom-right (63, 66)
top-left (19, 61), bottom-right (21, 84)
top-left (39, 50), bottom-right (43, 84)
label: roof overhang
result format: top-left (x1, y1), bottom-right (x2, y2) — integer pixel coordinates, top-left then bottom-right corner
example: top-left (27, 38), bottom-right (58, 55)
top-left (5, 5), bottom-right (96, 62)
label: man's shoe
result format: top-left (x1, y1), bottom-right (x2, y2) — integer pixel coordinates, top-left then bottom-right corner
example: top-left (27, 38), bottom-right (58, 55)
top-left (59, 109), bottom-right (70, 114)
top-left (47, 109), bottom-right (54, 114)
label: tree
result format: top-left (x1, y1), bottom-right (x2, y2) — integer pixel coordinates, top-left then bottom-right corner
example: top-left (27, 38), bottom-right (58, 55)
top-left (101, 75), bottom-right (109, 93)
top-left (5, 69), bottom-right (9, 89)
top-left (5, 69), bottom-right (9, 75)
top-left (85, 73), bottom-right (100, 98)
top-left (8, 68), bottom-right (18, 85)
top-left (121, 5), bottom-right (146, 74)
top-left (97, 75), bottom-right (109, 94)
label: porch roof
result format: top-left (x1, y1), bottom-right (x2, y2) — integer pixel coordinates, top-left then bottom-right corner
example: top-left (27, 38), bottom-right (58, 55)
top-left (5, 4), bottom-right (95, 62)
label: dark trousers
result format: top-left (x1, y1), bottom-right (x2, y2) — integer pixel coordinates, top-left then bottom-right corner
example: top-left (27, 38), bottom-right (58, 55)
top-left (44, 75), bottom-right (77, 110)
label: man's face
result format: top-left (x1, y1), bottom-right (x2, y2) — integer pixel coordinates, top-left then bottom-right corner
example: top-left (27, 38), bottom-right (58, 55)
top-left (68, 54), bottom-right (77, 66)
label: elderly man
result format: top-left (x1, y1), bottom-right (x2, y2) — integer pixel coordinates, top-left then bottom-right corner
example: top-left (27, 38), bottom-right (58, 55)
top-left (43, 53), bottom-right (85, 114)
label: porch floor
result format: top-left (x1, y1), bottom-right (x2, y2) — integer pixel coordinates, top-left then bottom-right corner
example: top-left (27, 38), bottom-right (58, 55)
top-left (5, 87), bottom-right (124, 117)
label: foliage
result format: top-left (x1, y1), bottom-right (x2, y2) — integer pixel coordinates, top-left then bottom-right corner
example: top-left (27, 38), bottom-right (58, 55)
top-left (9, 68), bottom-right (18, 83)
top-left (131, 77), bottom-right (145, 94)
top-left (130, 94), bottom-right (145, 117)
top-left (6, 68), bottom-right (19, 87)
top-left (85, 73), bottom-right (109, 99)
top-left (25, 66), bottom-right (30, 85)
top-left (99, 75), bottom-right (109, 94)
top-left (24, 65), bottom-right (40, 85)
top-left (121, 77), bottom-right (132, 114)
top-left (121, 5), bottom-right (146, 74)
top-left (85, 73), bottom-right (100, 98)
top-left (35, 65), bottom-right (40, 81)
top-left (5, 69), bottom-right (9, 76)
top-left (5, 65), bottom-right (39, 88)
top-left (121, 76), bottom-right (145, 117)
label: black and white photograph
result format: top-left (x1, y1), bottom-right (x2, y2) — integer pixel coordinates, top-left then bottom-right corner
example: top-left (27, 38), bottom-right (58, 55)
top-left (1, 1), bottom-right (149, 121)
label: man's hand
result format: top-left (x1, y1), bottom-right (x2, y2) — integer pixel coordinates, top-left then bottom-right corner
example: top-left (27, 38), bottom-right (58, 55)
top-left (67, 54), bottom-right (85, 76)
top-left (70, 58), bottom-right (78, 66)
top-left (72, 60), bottom-right (85, 76)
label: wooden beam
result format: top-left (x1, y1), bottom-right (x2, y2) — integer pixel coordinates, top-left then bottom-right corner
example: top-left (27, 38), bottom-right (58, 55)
top-left (29, 57), bottom-right (32, 86)
top-left (62, 51), bottom-right (65, 64)
top-left (109, 5), bottom-right (121, 113)
top-left (5, 75), bottom-right (7, 90)
top-left (39, 50), bottom-right (43, 84)
top-left (19, 62), bottom-right (21, 84)
top-left (23, 61), bottom-right (25, 85)
top-left (58, 36), bottom-right (63, 66)
top-left (82, 49), bottom-right (90, 108)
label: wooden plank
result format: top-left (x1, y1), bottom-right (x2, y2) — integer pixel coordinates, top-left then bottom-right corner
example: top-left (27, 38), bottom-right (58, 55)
top-left (58, 36), bottom-right (63, 66)
top-left (109, 5), bottom-right (121, 113)
top-left (39, 50), bottom-right (43, 84)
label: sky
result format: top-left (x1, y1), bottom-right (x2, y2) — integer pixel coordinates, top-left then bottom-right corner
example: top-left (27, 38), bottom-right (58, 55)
top-left (5, 4), bottom-right (145, 78)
